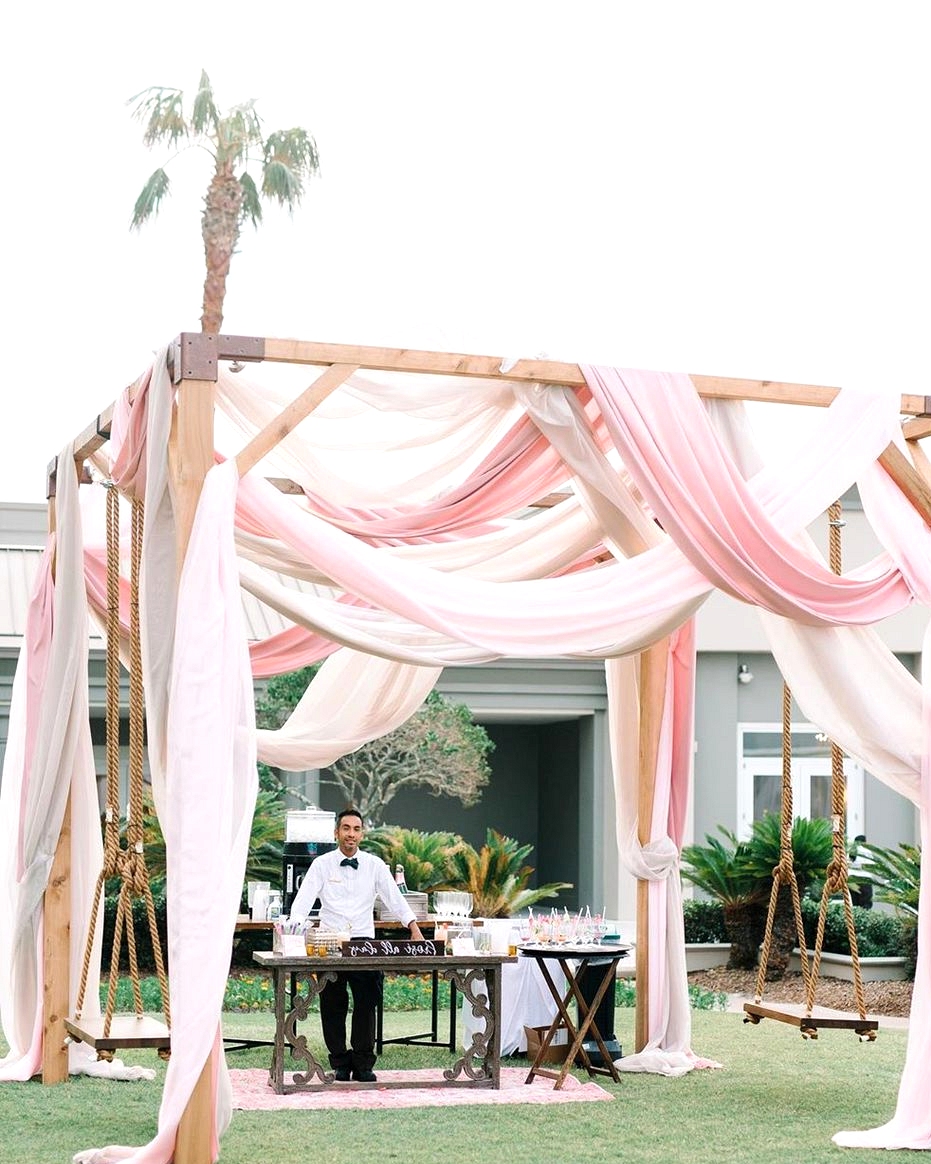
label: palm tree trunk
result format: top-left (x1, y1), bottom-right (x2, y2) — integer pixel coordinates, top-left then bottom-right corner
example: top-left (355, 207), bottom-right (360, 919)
top-left (724, 902), bottom-right (763, 970)
top-left (764, 886), bottom-right (800, 981)
top-left (201, 165), bottom-right (243, 334)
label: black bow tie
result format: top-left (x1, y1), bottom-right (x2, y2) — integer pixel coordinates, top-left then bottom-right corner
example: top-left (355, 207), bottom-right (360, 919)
top-left (340, 857), bottom-right (358, 869)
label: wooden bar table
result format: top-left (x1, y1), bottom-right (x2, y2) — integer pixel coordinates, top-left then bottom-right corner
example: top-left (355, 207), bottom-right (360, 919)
top-left (519, 943), bottom-right (630, 1090)
top-left (235, 918), bottom-right (456, 1052)
top-left (253, 949), bottom-right (515, 1093)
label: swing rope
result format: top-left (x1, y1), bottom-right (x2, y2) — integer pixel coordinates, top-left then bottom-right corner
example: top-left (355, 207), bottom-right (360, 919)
top-left (72, 485), bottom-right (170, 1056)
top-left (752, 681), bottom-right (812, 1005)
top-left (744, 499), bottom-right (876, 1039)
top-left (803, 501), bottom-right (872, 1034)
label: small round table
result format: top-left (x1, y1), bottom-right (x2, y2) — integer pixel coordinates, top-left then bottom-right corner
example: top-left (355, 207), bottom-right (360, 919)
top-left (518, 943), bottom-right (630, 1090)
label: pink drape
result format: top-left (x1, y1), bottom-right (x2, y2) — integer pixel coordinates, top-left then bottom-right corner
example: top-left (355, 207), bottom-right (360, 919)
top-left (10, 354), bottom-right (931, 1157)
top-left (582, 365), bottom-right (910, 623)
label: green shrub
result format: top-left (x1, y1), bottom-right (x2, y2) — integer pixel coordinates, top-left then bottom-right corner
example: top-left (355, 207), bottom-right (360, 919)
top-left (614, 976), bottom-right (726, 1012)
top-left (799, 896), bottom-right (908, 961)
top-left (682, 898), bottom-right (727, 944)
top-left (99, 887), bottom-right (168, 974)
top-left (221, 972), bottom-right (452, 1013)
top-left (861, 841), bottom-right (920, 976)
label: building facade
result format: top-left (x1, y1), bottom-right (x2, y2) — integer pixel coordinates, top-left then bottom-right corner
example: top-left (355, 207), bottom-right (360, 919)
top-left (0, 496), bottom-right (922, 929)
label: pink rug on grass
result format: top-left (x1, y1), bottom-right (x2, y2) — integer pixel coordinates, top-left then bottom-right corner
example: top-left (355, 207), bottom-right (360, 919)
top-left (229, 1067), bottom-right (613, 1111)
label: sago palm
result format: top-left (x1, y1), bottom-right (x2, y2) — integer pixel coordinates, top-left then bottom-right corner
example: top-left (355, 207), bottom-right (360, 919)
top-left (129, 70), bottom-right (320, 333)
top-left (681, 828), bottom-right (763, 969)
top-left (445, 829), bottom-right (572, 919)
top-left (742, 812), bottom-right (833, 979)
top-left (362, 826), bottom-right (468, 893)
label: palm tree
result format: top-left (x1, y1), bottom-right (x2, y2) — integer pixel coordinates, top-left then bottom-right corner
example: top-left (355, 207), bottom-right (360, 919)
top-left (743, 813), bottom-right (833, 979)
top-left (681, 829), bottom-right (763, 969)
top-left (129, 70), bottom-right (320, 333)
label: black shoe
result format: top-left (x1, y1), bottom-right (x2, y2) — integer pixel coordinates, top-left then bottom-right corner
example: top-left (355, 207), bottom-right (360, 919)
top-left (353, 1069), bottom-right (377, 1083)
top-left (333, 1067), bottom-right (352, 1082)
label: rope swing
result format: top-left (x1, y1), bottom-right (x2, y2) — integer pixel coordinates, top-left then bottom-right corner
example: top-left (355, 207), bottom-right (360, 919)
top-left (65, 484), bottom-right (171, 1059)
top-left (743, 500), bottom-right (878, 1040)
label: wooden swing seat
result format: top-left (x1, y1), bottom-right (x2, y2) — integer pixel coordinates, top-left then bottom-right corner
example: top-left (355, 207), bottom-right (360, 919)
top-left (742, 1001), bottom-right (878, 1039)
top-left (64, 1014), bottom-right (170, 1052)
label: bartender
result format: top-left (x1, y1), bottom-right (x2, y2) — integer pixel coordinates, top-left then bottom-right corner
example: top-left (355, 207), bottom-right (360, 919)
top-left (289, 807), bottom-right (424, 1082)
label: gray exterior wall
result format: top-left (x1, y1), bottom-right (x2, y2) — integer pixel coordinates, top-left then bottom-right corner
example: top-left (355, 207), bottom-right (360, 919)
top-left (0, 493), bottom-right (925, 927)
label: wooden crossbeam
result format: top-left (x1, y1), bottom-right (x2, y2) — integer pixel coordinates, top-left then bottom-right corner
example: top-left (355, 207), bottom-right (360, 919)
top-left (65, 333), bottom-right (931, 472)
top-left (59, 334), bottom-right (931, 532)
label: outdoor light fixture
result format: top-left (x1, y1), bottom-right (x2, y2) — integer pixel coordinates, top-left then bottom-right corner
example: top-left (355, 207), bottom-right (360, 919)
top-left (737, 663), bottom-right (754, 685)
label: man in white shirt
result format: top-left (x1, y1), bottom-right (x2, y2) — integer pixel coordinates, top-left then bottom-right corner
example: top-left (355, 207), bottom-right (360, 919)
top-left (290, 807), bottom-right (424, 1082)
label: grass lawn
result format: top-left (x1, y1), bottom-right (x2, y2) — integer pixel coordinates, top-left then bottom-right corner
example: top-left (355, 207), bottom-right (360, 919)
top-left (0, 1006), bottom-right (915, 1164)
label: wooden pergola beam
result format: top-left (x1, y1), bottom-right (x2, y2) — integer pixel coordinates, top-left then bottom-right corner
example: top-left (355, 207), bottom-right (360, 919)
top-left (44, 329), bottom-right (931, 1141)
top-left (57, 332), bottom-right (931, 546)
top-left (60, 334), bottom-right (931, 503)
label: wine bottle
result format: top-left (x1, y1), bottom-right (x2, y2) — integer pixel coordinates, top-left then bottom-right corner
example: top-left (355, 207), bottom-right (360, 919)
top-left (395, 863), bottom-right (409, 894)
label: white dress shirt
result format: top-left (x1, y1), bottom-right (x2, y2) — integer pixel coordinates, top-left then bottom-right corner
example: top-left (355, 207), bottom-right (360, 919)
top-left (289, 848), bottom-right (415, 937)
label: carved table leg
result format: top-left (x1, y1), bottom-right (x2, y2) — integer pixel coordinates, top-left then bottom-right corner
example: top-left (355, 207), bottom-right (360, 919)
top-left (442, 967), bottom-right (497, 1084)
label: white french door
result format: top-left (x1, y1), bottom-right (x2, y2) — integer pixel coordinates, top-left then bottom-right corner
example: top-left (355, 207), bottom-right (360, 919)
top-left (737, 729), bottom-right (864, 842)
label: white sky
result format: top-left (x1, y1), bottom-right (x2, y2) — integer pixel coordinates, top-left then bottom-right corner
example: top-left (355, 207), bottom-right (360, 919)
top-left (1, 1), bottom-right (929, 502)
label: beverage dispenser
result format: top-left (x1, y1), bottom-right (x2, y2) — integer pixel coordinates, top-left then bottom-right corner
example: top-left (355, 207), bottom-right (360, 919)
top-left (282, 808), bottom-right (337, 914)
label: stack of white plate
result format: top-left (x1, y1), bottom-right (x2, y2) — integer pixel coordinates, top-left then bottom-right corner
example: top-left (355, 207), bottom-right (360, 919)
top-left (376, 891), bottom-right (429, 922)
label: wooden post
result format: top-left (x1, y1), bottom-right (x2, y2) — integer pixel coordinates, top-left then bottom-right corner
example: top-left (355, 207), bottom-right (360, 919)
top-left (170, 375), bottom-right (217, 1164)
top-left (634, 639), bottom-right (668, 1052)
top-left (42, 794), bottom-right (71, 1083)
top-left (41, 485), bottom-right (72, 1084)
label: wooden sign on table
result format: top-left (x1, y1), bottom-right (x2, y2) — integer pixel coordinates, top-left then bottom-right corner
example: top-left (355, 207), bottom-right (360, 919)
top-left (343, 938), bottom-right (443, 957)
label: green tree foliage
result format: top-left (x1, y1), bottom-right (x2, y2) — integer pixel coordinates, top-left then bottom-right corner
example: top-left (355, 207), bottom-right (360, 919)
top-left (129, 69), bottom-right (320, 333)
top-left (742, 812), bottom-right (834, 979)
top-left (255, 666), bottom-right (494, 827)
top-left (859, 841), bottom-right (921, 974)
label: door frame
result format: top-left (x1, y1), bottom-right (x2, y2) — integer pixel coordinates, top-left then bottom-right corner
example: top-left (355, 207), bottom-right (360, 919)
top-left (736, 722), bottom-right (864, 842)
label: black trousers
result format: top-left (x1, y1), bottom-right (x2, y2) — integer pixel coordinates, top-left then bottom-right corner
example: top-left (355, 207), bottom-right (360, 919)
top-left (319, 968), bottom-right (384, 1072)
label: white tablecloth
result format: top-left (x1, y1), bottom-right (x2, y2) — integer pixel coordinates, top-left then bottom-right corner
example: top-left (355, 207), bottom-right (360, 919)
top-left (460, 956), bottom-right (563, 1055)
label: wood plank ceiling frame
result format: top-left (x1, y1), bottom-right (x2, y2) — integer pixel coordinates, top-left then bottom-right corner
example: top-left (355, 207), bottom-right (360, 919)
top-left (43, 332), bottom-right (931, 1162)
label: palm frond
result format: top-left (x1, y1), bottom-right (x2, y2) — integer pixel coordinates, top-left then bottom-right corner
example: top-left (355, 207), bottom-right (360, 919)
top-left (129, 86), bottom-right (188, 148)
top-left (131, 168), bottom-right (171, 228)
top-left (862, 842), bottom-right (921, 917)
top-left (681, 828), bottom-right (760, 905)
top-left (444, 829), bottom-right (572, 918)
top-left (264, 128), bottom-right (320, 174)
top-left (261, 160), bottom-right (304, 207)
top-left (216, 105), bottom-right (263, 163)
top-left (239, 172), bottom-right (262, 227)
top-left (742, 812), bottom-right (833, 888)
top-left (362, 826), bottom-right (466, 892)
top-left (191, 69), bottom-right (219, 136)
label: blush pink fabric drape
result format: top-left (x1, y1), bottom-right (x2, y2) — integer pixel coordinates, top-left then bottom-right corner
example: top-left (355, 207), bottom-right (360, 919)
top-left (9, 352), bottom-right (931, 1159)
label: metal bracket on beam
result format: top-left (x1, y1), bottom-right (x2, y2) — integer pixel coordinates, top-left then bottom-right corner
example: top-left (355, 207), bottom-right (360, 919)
top-left (168, 333), bottom-right (220, 384)
top-left (917, 397), bottom-right (931, 419)
top-left (46, 456), bottom-right (58, 499)
top-left (218, 334), bottom-right (265, 363)
top-left (96, 413), bottom-right (112, 439)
